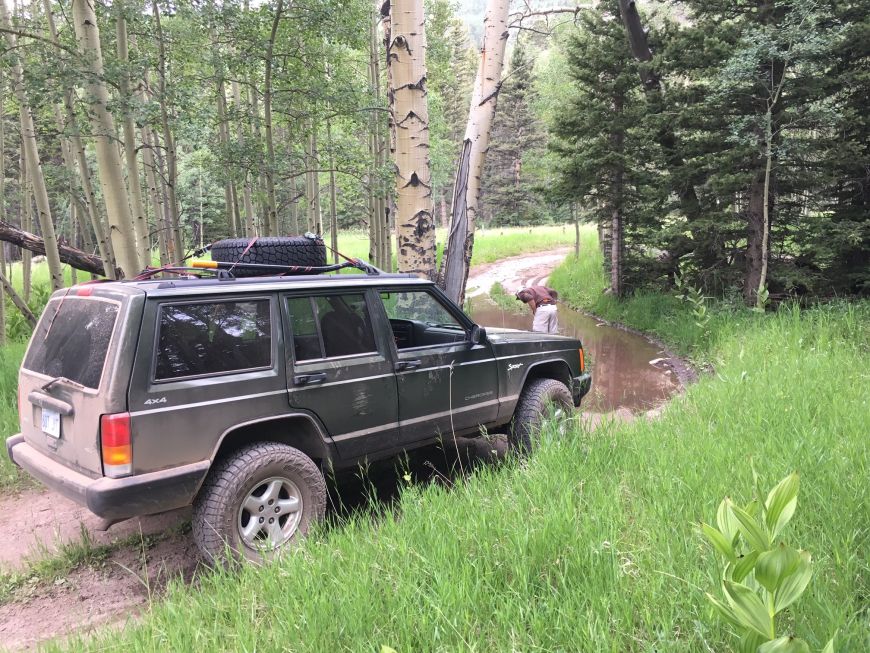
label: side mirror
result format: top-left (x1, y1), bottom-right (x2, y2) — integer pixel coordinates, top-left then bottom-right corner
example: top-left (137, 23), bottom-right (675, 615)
top-left (470, 324), bottom-right (487, 345)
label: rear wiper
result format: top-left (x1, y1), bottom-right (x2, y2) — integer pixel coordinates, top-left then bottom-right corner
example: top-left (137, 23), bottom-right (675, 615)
top-left (41, 376), bottom-right (86, 392)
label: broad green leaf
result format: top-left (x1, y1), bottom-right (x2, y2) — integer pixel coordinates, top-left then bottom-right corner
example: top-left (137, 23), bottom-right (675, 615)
top-left (717, 497), bottom-right (741, 543)
top-left (739, 630), bottom-right (767, 653)
top-left (732, 504), bottom-right (771, 552)
top-left (758, 636), bottom-right (811, 653)
top-left (774, 551), bottom-right (813, 613)
top-left (702, 522), bottom-right (736, 562)
top-left (821, 633), bottom-right (836, 653)
top-left (724, 580), bottom-right (773, 639)
top-left (755, 544), bottom-right (801, 592)
top-left (705, 592), bottom-right (741, 628)
top-left (765, 473), bottom-right (799, 539)
top-left (732, 550), bottom-right (761, 582)
top-left (381, 647), bottom-right (399, 653)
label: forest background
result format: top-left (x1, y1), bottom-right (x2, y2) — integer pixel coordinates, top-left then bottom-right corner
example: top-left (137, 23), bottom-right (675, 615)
top-left (0, 0), bottom-right (867, 344)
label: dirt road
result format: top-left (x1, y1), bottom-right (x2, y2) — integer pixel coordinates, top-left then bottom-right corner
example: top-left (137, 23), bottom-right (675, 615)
top-left (465, 247), bottom-right (572, 299)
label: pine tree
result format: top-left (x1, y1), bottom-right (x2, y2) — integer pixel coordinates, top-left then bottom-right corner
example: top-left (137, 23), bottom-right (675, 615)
top-left (482, 42), bottom-right (545, 226)
top-left (550, 2), bottom-right (666, 295)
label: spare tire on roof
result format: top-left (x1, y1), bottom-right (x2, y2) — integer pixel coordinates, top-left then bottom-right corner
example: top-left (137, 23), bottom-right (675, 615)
top-left (210, 235), bottom-right (327, 276)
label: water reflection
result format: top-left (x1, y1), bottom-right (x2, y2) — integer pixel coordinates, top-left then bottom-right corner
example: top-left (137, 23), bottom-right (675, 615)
top-left (470, 300), bottom-right (680, 413)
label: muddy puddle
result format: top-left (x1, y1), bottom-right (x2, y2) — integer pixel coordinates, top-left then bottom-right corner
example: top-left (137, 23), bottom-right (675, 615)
top-left (470, 300), bottom-right (681, 413)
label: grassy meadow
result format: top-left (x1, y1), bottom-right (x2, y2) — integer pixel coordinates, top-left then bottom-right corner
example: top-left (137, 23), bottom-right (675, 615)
top-left (53, 299), bottom-right (869, 652)
top-left (1, 227), bottom-right (867, 651)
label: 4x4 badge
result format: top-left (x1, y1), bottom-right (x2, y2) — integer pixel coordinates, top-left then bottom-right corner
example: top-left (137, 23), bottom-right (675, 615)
top-left (143, 397), bottom-right (167, 406)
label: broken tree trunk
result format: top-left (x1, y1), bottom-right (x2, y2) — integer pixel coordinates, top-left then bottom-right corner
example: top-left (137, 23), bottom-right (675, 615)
top-left (0, 220), bottom-right (115, 277)
top-left (439, 0), bottom-right (510, 304)
top-left (386, 0), bottom-right (436, 279)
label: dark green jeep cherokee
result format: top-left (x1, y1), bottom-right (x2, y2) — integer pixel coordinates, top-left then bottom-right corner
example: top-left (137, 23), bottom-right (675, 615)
top-left (8, 272), bottom-right (591, 561)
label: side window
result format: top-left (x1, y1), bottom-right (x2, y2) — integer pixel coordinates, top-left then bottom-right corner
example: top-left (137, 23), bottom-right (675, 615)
top-left (155, 299), bottom-right (271, 380)
top-left (314, 294), bottom-right (377, 358)
top-left (286, 297), bottom-right (322, 361)
top-left (380, 290), bottom-right (464, 329)
top-left (286, 293), bottom-right (377, 361)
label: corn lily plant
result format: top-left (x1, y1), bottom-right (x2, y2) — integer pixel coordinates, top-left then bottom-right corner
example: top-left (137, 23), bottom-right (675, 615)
top-left (700, 472), bottom-right (835, 653)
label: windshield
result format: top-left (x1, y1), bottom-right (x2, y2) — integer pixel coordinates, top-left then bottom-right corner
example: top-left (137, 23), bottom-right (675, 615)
top-left (23, 296), bottom-right (120, 390)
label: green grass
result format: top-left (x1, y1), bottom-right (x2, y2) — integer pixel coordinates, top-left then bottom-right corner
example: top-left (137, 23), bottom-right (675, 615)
top-left (0, 342), bottom-right (27, 491)
top-left (53, 300), bottom-right (868, 652)
top-left (487, 282), bottom-right (525, 313)
top-left (333, 224), bottom-right (576, 270)
top-left (549, 227), bottom-right (758, 363)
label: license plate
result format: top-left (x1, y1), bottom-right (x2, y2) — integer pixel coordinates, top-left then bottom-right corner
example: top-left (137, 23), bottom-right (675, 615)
top-left (41, 408), bottom-right (61, 439)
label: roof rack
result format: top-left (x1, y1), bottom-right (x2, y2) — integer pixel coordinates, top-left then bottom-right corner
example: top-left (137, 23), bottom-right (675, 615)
top-left (133, 257), bottom-right (384, 281)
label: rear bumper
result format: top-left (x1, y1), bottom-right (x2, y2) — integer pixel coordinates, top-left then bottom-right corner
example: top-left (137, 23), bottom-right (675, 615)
top-left (572, 373), bottom-right (592, 407)
top-left (6, 434), bottom-right (209, 521)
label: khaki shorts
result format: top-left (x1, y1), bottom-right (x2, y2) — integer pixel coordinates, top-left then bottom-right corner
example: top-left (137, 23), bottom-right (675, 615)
top-left (533, 304), bottom-right (558, 334)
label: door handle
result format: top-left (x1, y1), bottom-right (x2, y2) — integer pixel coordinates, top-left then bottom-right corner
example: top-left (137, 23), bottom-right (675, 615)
top-left (395, 359), bottom-right (422, 372)
top-left (293, 372), bottom-right (327, 386)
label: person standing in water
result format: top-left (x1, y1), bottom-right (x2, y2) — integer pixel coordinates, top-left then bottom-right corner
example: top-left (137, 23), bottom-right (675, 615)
top-left (515, 286), bottom-right (559, 334)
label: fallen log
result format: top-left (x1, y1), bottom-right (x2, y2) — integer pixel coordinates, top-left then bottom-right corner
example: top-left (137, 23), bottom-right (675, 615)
top-left (0, 219), bottom-right (116, 277)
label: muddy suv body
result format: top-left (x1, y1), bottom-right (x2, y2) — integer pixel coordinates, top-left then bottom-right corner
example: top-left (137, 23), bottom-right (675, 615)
top-left (8, 272), bottom-right (591, 560)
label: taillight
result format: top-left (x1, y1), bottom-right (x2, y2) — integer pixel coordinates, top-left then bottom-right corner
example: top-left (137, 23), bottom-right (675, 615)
top-left (579, 348), bottom-right (585, 373)
top-left (100, 413), bottom-right (132, 478)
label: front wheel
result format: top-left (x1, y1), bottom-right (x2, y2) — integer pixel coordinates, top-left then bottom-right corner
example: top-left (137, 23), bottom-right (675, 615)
top-left (192, 442), bottom-right (326, 563)
top-left (508, 378), bottom-right (573, 454)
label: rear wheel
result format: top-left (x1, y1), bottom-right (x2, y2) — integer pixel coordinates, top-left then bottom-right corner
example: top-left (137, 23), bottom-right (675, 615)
top-left (508, 378), bottom-right (573, 454)
top-left (192, 442), bottom-right (326, 563)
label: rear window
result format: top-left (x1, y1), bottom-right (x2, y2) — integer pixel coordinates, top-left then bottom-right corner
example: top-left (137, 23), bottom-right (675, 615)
top-left (23, 297), bottom-right (120, 390)
top-left (155, 299), bottom-right (272, 380)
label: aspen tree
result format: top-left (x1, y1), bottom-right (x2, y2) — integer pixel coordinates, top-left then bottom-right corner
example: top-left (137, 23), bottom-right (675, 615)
top-left (386, 0), bottom-right (435, 279)
top-left (41, 0), bottom-right (113, 276)
top-left (116, 10), bottom-right (149, 267)
top-left (439, 0), bottom-right (510, 303)
top-left (71, 0), bottom-right (141, 278)
top-left (1, 0), bottom-right (63, 289)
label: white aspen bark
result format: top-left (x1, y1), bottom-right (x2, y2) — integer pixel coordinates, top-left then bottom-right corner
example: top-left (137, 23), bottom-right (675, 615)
top-left (326, 118), bottom-right (338, 263)
top-left (263, 0), bottom-right (284, 236)
top-left (1, 1), bottom-right (63, 290)
top-left (306, 124), bottom-right (323, 234)
top-left (0, 75), bottom-right (6, 343)
top-left (116, 14), bottom-right (149, 267)
top-left (20, 147), bottom-right (31, 300)
top-left (232, 80), bottom-right (256, 237)
top-left (440, 0), bottom-right (510, 302)
top-left (71, 0), bottom-right (140, 278)
top-left (387, 0), bottom-right (435, 279)
top-left (141, 127), bottom-right (169, 266)
top-left (42, 0), bottom-right (113, 276)
top-left (149, 3), bottom-right (184, 262)
top-left (367, 8), bottom-right (381, 267)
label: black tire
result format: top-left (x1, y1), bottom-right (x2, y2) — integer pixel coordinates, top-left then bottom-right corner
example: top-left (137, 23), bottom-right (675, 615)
top-left (210, 236), bottom-right (327, 276)
top-left (192, 442), bottom-right (326, 563)
top-left (508, 378), bottom-right (573, 454)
